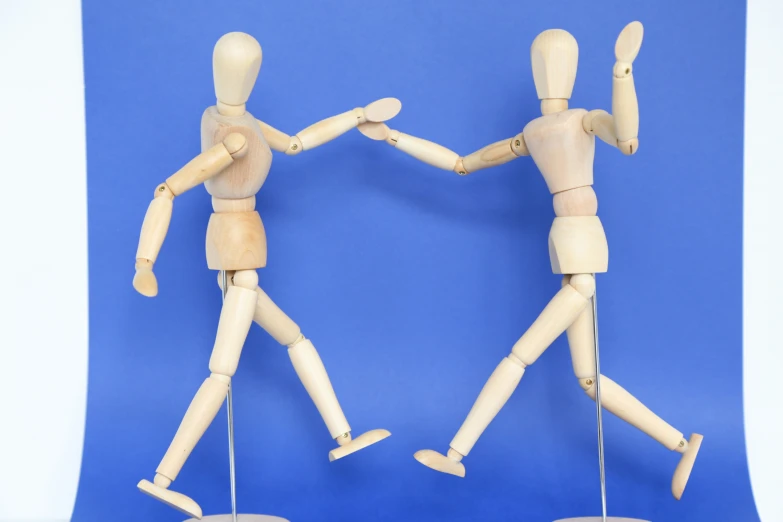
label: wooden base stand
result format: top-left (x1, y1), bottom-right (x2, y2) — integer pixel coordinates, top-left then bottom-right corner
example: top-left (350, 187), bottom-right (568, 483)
top-left (555, 518), bottom-right (650, 522)
top-left (184, 515), bottom-right (289, 522)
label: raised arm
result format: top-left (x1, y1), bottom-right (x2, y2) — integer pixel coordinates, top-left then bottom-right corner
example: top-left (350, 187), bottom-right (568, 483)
top-left (256, 98), bottom-right (401, 155)
top-left (358, 122), bottom-right (528, 175)
top-left (583, 21), bottom-right (643, 155)
top-left (133, 133), bottom-right (247, 297)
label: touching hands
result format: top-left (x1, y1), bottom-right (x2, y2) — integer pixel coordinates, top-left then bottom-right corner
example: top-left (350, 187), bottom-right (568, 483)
top-left (361, 98), bottom-right (402, 124)
top-left (357, 121), bottom-right (396, 143)
top-left (357, 98), bottom-right (402, 143)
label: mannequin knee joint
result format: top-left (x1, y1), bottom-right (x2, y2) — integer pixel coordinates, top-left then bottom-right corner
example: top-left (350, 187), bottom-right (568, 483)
top-left (507, 353), bottom-right (527, 368)
top-left (232, 270), bottom-right (258, 290)
top-left (568, 274), bottom-right (595, 298)
top-left (579, 376), bottom-right (596, 391)
top-left (286, 333), bottom-right (306, 348)
top-left (210, 372), bottom-right (231, 384)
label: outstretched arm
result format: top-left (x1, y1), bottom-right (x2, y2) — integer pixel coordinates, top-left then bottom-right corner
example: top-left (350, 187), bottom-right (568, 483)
top-left (583, 21), bottom-right (643, 155)
top-left (358, 122), bottom-right (528, 175)
top-left (133, 133), bottom-right (247, 297)
top-left (257, 98), bottom-right (401, 155)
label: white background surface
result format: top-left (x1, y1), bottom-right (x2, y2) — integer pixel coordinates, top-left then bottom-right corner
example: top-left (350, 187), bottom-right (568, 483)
top-left (0, 0), bottom-right (779, 520)
top-left (743, 0), bottom-right (783, 520)
top-left (0, 1), bottom-right (87, 521)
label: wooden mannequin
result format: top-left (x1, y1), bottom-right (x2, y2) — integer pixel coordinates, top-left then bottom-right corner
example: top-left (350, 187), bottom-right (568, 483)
top-left (360, 22), bottom-right (702, 500)
top-left (134, 32), bottom-right (398, 519)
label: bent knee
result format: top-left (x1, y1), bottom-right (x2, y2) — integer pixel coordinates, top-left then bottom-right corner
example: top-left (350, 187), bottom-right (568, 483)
top-left (209, 358), bottom-right (238, 377)
top-left (210, 372), bottom-right (231, 384)
top-left (568, 274), bottom-right (595, 299)
top-left (579, 376), bottom-right (597, 392)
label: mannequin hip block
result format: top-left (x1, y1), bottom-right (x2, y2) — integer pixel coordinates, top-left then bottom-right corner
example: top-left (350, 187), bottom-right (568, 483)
top-left (206, 211), bottom-right (267, 270)
top-left (548, 216), bottom-right (608, 275)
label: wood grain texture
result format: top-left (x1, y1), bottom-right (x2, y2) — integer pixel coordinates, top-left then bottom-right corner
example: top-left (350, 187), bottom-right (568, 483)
top-left (461, 137), bottom-right (524, 173)
top-left (449, 357), bottom-right (525, 456)
top-left (530, 29), bottom-right (578, 100)
top-left (138, 479), bottom-right (202, 519)
top-left (672, 433), bottom-right (703, 500)
top-left (185, 513), bottom-right (288, 522)
top-left (612, 73), bottom-right (639, 141)
top-left (553, 186), bottom-right (598, 217)
top-left (413, 449), bottom-right (466, 477)
top-left (212, 32), bottom-right (262, 106)
top-left (155, 376), bottom-right (229, 482)
top-left (548, 216), bottom-right (608, 274)
top-left (205, 211), bottom-right (267, 270)
top-left (582, 109), bottom-right (619, 148)
top-left (135, 195), bottom-right (173, 262)
top-left (363, 97), bottom-right (402, 122)
top-left (212, 195), bottom-right (256, 213)
top-left (511, 282), bottom-right (591, 365)
top-left (256, 119), bottom-right (292, 152)
top-left (165, 140), bottom-right (236, 196)
top-left (583, 375), bottom-right (685, 451)
top-left (555, 517), bottom-right (649, 522)
top-left (524, 109), bottom-right (594, 194)
top-left (296, 108), bottom-right (362, 150)
top-left (614, 21), bottom-right (644, 63)
top-left (328, 429), bottom-right (391, 461)
top-left (208, 284), bottom-right (257, 377)
top-left (288, 338), bottom-right (351, 438)
top-left (252, 286), bottom-right (301, 346)
top-left (201, 107), bottom-right (272, 199)
top-left (394, 132), bottom-right (460, 171)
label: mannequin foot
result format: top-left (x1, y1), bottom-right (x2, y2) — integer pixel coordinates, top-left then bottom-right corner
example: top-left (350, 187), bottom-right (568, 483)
top-left (138, 478), bottom-right (203, 519)
top-left (413, 448), bottom-right (466, 477)
top-left (328, 429), bottom-right (391, 461)
top-left (672, 433), bottom-right (703, 500)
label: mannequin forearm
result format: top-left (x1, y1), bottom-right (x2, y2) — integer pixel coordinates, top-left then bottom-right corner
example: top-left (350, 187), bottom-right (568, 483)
top-left (612, 62), bottom-right (639, 152)
top-left (258, 109), bottom-right (365, 155)
top-left (136, 184), bottom-right (174, 263)
top-left (387, 130), bottom-right (460, 171)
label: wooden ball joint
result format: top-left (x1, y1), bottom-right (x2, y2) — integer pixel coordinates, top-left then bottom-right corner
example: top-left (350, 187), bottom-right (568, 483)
top-left (360, 21), bottom-right (703, 501)
top-left (133, 32), bottom-right (399, 519)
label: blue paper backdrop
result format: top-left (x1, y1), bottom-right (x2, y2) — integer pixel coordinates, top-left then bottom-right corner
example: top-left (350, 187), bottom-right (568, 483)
top-left (74, 1), bottom-right (754, 521)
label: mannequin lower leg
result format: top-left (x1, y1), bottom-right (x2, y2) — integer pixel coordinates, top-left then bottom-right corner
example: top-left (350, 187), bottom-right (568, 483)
top-left (250, 284), bottom-right (389, 458)
top-left (568, 303), bottom-right (685, 451)
top-left (451, 275), bottom-right (595, 456)
top-left (155, 375), bottom-right (230, 483)
top-left (139, 271), bottom-right (258, 517)
top-left (580, 376), bottom-right (685, 450)
top-left (287, 334), bottom-right (351, 439)
top-left (566, 293), bottom-right (703, 499)
top-left (416, 275), bottom-right (594, 476)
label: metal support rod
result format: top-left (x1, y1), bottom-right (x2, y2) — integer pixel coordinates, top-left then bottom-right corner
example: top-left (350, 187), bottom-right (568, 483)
top-left (591, 281), bottom-right (607, 522)
top-left (221, 270), bottom-right (238, 522)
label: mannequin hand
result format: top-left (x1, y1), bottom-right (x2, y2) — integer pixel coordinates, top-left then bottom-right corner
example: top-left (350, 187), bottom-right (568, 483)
top-left (614, 21), bottom-right (643, 78)
top-left (358, 122), bottom-right (391, 141)
top-left (133, 260), bottom-right (158, 297)
top-left (362, 98), bottom-right (402, 123)
top-left (357, 122), bottom-right (400, 147)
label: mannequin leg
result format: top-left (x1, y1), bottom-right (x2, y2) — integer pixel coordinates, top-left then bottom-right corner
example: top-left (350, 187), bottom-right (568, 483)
top-left (414, 274), bottom-right (596, 477)
top-left (237, 276), bottom-right (389, 461)
top-left (566, 280), bottom-right (703, 500)
top-left (138, 270), bottom-right (258, 519)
